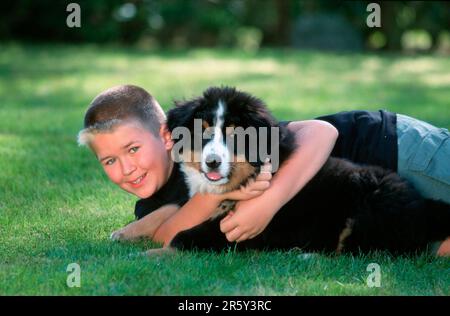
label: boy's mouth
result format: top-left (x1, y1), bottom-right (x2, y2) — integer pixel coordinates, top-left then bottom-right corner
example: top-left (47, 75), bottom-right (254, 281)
top-left (129, 173), bottom-right (147, 188)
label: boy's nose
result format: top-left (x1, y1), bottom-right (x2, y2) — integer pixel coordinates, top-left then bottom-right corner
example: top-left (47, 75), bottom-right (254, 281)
top-left (121, 159), bottom-right (137, 176)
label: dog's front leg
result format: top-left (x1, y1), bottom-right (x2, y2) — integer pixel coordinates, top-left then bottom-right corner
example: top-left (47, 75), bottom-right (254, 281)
top-left (169, 216), bottom-right (233, 251)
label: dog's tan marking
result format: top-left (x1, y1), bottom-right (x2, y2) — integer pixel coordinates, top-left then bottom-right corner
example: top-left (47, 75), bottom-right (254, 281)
top-left (224, 160), bottom-right (257, 192)
top-left (184, 160), bottom-right (201, 170)
top-left (336, 218), bottom-right (355, 254)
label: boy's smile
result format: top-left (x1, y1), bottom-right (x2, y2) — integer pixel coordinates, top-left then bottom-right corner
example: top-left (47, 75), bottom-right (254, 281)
top-left (89, 122), bottom-right (173, 199)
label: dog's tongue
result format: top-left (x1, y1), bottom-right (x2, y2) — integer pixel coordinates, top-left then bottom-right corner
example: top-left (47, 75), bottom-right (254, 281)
top-left (206, 172), bottom-right (222, 181)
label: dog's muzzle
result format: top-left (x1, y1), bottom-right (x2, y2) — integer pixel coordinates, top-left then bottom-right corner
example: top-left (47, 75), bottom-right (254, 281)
top-left (205, 154), bottom-right (221, 169)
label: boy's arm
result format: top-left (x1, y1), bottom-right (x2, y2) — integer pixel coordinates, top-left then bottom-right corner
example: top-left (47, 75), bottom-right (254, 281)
top-left (220, 119), bottom-right (338, 242)
top-left (152, 193), bottom-right (223, 246)
top-left (153, 174), bottom-right (271, 247)
top-left (110, 195), bottom-right (223, 245)
top-left (109, 196), bottom-right (221, 245)
top-left (110, 204), bottom-right (180, 241)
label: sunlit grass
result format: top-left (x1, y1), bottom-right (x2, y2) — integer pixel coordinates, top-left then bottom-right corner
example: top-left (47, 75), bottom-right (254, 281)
top-left (0, 43), bottom-right (449, 295)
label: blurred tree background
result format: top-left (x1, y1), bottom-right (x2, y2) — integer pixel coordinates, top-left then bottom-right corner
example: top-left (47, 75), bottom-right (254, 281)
top-left (1, 0), bottom-right (449, 53)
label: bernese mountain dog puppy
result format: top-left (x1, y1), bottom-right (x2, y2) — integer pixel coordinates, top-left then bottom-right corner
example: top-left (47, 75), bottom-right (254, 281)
top-left (166, 86), bottom-right (450, 255)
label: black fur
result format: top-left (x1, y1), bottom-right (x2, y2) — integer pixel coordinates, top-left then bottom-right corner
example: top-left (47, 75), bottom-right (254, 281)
top-left (168, 87), bottom-right (450, 255)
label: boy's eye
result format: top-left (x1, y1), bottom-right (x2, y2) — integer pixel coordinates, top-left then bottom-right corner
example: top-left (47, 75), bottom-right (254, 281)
top-left (129, 146), bottom-right (139, 154)
top-left (105, 158), bottom-right (116, 166)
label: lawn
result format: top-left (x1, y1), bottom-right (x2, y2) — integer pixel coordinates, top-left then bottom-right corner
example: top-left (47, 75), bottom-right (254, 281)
top-left (0, 43), bottom-right (449, 295)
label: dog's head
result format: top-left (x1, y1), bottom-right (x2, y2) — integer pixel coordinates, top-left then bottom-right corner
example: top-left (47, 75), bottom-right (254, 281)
top-left (167, 86), bottom-right (294, 195)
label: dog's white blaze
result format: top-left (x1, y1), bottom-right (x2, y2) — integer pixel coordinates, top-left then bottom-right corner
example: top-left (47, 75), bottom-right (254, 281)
top-left (201, 100), bottom-right (230, 181)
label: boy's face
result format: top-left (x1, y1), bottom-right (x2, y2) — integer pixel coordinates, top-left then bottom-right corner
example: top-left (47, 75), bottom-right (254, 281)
top-left (89, 122), bottom-right (173, 199)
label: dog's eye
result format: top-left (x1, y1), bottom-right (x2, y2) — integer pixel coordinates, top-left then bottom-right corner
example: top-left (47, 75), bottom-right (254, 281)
top-left (202, 120), bottom-right (210, 129)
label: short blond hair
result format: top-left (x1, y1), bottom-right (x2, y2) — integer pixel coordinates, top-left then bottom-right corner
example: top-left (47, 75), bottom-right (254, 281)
top-left (78, 85), bottom-right (166, 146)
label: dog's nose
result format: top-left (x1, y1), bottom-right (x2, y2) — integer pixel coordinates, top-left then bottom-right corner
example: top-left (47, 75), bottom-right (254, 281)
top-left (205, 154), bottom-right (221, 169)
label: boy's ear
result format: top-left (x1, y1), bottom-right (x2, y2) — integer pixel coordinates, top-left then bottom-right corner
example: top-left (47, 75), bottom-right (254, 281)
top-left (159, 123), bottom-right (173, 150)
top-left (166, 98), bottom-right (201, 132)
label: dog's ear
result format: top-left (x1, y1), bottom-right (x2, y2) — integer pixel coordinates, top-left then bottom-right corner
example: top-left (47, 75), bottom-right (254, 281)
top-left (244, 106), bottom-right (277, 129)
top-left (167, 98), bottom-right (201, 132)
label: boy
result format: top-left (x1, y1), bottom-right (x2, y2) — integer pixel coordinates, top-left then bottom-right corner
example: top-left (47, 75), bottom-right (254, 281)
top-left (78, 84), bottom-right (339, 247)
top-left (79, 85), bottom-right (450, 256)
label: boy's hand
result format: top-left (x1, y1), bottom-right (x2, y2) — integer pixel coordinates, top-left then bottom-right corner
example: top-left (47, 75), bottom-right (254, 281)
top-left (219, 162), bottom-right (275, 243)
top-left (221, 161), bottom-right (272, 201)
top-left (219, 197), bottom-right (276, 243)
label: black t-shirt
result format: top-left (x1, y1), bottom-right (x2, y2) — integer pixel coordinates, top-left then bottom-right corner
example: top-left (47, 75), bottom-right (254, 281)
top-left (315, 110), bottom-right (398, 171)
top-left (134, 162), bottom-right (189, 220)
top-left (135, 110), bottom-right (398, 220)
top-left (280, 110), bottom-right (397, 171)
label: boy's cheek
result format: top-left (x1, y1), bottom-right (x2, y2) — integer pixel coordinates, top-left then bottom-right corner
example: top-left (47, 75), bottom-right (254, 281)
top-left (103, 167), bottom-right (122, 185)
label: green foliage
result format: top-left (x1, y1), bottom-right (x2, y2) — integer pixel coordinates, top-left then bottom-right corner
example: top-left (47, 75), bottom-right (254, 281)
top-left (1, 1), bottom-right (449, 51)
top-left (0, 44), bottom-right (449, 295)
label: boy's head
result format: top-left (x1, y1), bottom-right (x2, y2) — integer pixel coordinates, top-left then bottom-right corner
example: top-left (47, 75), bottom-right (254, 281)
top-left (78, 84), bottom-right (166, 144)
top-left (78, 85), bottom-right (174, 198)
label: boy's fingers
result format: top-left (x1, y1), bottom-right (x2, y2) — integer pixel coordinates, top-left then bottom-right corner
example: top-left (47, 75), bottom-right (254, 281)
top-left (255, 172), bottom-right (272, 182)
top-left (220, 214), bottom-right (232, 225)
top-left (220, 211), bottom-right (234, 223)
top-left (220, 216), bottom-right (237, 233)
top-left (226, 227), bottom-right (242, 242)
top-left (260, 161), bottom-right (273, 173)
top-left (249, 177), bottom-right (270, 187)
top-left (236, 233), bottom-right (251, 243)
top-left (246, 191), bottom-right (263, 199)
top-left (249, 181), bottom-right (270, 192)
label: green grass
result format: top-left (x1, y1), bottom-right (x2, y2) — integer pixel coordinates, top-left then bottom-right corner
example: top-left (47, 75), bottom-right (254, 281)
top-left (0, 43), bottom-right (449, 295)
